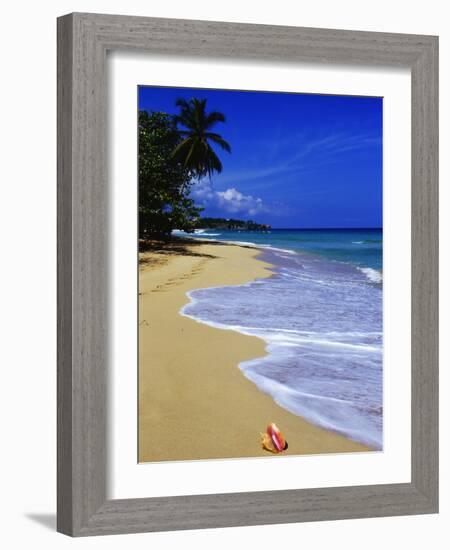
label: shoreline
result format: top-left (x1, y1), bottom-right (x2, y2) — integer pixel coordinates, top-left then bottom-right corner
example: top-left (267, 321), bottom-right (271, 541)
top-left (173, 231), bottom-right (383, 284)
top-left (139, 239), bottom-right (371, 462)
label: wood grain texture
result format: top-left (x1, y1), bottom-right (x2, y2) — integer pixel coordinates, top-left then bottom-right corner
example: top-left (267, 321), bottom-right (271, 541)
top-left (57, 12), bottom-right (439, 536)
top-left (57, 13), bottom-right (74, 535)
top-left (58, 12), bottom-right (109, 535)
top-left (410, 36), bottom-right (439, 506)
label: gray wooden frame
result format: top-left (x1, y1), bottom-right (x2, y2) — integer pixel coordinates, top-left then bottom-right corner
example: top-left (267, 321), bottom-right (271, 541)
top-left (57, 12), bottom-right (438, 537)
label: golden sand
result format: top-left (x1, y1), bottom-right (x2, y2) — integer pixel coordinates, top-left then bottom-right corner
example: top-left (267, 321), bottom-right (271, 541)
top-left (138, 240), bottom-right (370, 462)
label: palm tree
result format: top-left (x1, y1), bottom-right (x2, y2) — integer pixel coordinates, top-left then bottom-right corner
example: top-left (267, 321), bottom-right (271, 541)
top-left (171, 98), bottom-right (231, 180)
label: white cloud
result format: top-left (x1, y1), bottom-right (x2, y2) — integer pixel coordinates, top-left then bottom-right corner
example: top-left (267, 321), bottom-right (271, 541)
top-left (191, 180), bottom-right (266, 217)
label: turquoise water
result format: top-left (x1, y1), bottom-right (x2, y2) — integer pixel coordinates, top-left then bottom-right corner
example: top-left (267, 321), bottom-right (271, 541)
top-left (177, 228), bottom-right (383, 449)
top-left (182, 228), bottom-right (382, 273)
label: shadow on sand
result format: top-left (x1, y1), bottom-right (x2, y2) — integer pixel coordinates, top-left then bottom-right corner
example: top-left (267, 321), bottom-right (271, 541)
top-left (139, 236), bottom-right (227, 264)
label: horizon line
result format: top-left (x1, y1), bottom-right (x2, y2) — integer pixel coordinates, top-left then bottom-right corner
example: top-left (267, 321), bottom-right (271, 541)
top-left (268, 226), bottom-right (382, 230)
top-left (199, 226), bottom-right (383, 230)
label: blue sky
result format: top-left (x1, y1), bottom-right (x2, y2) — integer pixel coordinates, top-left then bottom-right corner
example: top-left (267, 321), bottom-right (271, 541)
top-left (139, 86), bottom-right (382, 228)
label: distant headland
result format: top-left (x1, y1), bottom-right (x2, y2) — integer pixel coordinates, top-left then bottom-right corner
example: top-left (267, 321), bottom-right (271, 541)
top-left (196, 217), bottom-right (271, 231)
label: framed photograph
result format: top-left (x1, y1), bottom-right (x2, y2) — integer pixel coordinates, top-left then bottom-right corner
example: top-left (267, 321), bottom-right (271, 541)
top-left (137, 86), bottom-right (383, 463)
top-left (57, 13), bottom-right (438, 536)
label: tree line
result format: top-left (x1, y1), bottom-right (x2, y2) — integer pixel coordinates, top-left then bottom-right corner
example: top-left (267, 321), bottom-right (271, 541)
top-left (198, 218), bottom-right (271, 231)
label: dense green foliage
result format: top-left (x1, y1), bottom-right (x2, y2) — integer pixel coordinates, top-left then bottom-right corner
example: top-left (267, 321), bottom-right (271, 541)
top-left (138, 111), bottom-right (202, 238)
top-left (196, 217), bottom-right (271, 231)
top-left (139, 99), bottom-right (232, 239)
top-left (172, 98), bottom-right (231, 179)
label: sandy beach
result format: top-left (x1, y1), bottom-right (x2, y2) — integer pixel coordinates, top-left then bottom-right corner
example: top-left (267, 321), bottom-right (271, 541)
top-left (139, 239), bottom-right (370, 462)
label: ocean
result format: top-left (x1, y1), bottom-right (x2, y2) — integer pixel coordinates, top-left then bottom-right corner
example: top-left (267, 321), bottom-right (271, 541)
top-left (178, 228), bottom-right (383, 450)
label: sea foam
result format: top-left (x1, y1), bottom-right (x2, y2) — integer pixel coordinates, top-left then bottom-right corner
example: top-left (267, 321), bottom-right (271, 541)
top-left (358, 267), bottom-right (383, 284)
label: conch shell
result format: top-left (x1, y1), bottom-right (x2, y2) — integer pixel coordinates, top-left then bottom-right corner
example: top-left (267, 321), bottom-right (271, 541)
top-left (260, 423), bottom-right (288, 453)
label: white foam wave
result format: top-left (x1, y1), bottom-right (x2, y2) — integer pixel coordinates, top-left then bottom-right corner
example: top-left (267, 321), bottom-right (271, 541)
top-left (213, 240), bottom-right (297, 256)
top-left (357, 267), bottom-right (383, 283)
top-left (173, 232), bottom-right (299, 257)
top-left (172, 230), bottom-right (222, 237)
top-left (181, 298), bottom-right (381, 354)
top-left (258, 244), bottom-right (297, 255)
top-left (240, 370), bottom-right (382, 449)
